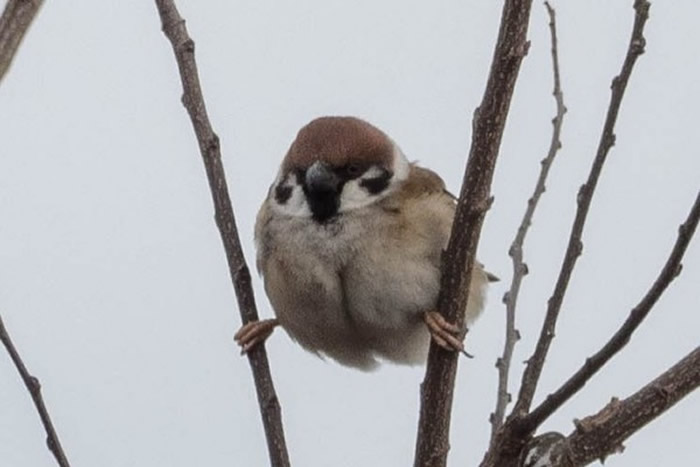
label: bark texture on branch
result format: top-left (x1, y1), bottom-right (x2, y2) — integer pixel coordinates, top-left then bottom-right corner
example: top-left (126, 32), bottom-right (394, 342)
top-left (153, 1), bottom-right (290, 465)
top-left (0, 315), bottom-right (71, 467)
top-left (0, 0), bottom-right (43, 83)
top-left (523, 346), bottom-right (700, 466)
top-left (413, 2), bottom-right (533, 466)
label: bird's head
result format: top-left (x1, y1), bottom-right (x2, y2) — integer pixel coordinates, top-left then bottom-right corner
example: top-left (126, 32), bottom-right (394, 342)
top-left (270, 116), bottom-right (410, 223)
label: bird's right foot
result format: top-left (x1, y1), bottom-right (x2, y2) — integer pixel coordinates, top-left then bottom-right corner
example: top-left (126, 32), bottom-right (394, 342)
top-left (234, 318), bottom-right (279, 354)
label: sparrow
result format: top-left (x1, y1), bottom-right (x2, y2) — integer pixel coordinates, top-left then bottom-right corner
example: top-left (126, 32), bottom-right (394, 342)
top-left (235, 116), bottom-right (494, 370)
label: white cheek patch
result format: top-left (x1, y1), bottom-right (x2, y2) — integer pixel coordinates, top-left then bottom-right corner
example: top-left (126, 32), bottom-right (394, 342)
top-left (391, 144), bottom-right (410, 182)
top-left (338, 178), bottom-right (377, 213)
top-left (338, 145), bottom-right (409, 213)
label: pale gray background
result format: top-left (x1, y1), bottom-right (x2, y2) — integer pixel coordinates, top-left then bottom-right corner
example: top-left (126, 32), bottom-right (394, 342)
top-left (1, 1), bottom-right (698, 466)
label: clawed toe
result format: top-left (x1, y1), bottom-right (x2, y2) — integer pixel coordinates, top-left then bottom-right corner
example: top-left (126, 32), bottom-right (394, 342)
top-left (423, 311), bottom-right (473, 358)
top-left (234, 318), bottom-right (279, 354)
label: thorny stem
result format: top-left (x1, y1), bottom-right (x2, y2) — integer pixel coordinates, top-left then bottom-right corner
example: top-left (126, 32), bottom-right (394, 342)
top-left (489, 0), bottom-right (566, 441)
top-left (511, 0), bottom-right (651, 418)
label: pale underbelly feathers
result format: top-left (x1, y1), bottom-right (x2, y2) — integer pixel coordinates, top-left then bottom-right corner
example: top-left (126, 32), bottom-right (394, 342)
top-left (258, 205), bottom-right (487, 370)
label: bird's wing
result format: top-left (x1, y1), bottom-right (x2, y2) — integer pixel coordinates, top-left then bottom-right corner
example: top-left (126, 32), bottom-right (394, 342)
top-left (393, 164), bottom-right (500, 283)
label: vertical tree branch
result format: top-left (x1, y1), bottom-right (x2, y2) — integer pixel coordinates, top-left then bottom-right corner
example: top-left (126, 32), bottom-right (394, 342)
top-left (511, 0), bottom-right (651, 418)
top-left (153, 2), bottom-right (290, 466)
top-left (413, 2), bottom-right (533, 466)
top-left (522, 190), bottom-right (700, 430)
top-left (0, 0), bottom-right (43, 83)
top-left (0, 314), bottom-right (71, 467)
top-left (490, 1), bottom-right (566, 441)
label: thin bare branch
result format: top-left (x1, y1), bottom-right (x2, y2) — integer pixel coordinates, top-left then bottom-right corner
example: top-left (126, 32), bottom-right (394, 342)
top-left (511, 0), bottom-right (651, 417)
top-left (523, 189), bottom-right (700, 430)
top-left (3, 3), bottom-right (65, 465)
top-left (481, 3), bottom-right (653, 466)
top-left (413, 2), bottom-right (534, 466)
top-left (0, 0), bottom-right (43, 83)
top-left (535, 346), bottom-right (700, 466)
top-left (0, 314), bottom-right (70, 467)
top-left (490, 1), bottom-right (566, 441)
top-left (153, 1), bottom-right (290, 465)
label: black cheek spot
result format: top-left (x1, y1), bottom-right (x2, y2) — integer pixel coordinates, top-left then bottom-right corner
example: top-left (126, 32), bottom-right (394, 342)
top-left (359, 171), bottom-right (391, 195)
top-left (274, 184), bottom-right (292, 204)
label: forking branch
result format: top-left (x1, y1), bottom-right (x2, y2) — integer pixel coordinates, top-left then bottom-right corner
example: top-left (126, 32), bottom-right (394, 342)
top-left (2, 1), bottom-right (698, 466)
top-left (523, 189), bottom-right (700, 431)
top-left (527, 346), bottom-right (700, 466)
top-left (481, 2), bottom-right (688, 466)
top-left (511, 0), bottom-right (652, 418)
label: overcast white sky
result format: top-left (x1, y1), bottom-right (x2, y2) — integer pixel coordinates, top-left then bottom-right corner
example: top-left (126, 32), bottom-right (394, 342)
top-left (1, 1), bottom-right (698, 466)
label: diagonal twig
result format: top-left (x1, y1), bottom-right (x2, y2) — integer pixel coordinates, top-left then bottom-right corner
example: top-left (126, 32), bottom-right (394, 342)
top-left (2, 2), bottom-right (65, 465)
top-left (511, 0), bottom-right (651, 418)
top-left (490, 0), bottom-right (567, 441)
top-left (544, 346), bottom-right (700, 466)
top-left (522, 190), bottom-right (700, 430)
top-left (0, 0), bottom-right (43, 83)
top-left (153, 1), bottom-right (290, 465)
top-left (0, 314), bottom-right (71, 467)
top-left (413, 2), bottom-right (534, 466)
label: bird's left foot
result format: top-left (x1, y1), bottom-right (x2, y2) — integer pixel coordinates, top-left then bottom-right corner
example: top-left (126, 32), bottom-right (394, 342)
top-left (423, 311), bottom-right (473, 358)
top-left (234, 318), bottom-right (279, 354)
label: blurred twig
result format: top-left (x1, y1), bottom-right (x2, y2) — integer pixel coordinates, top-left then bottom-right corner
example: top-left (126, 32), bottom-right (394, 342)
top-left (0, 0), bottom-right (43, 83)
top-left (413, 1), bottom-right (534, 466)
top-left (153, 1), bottom-right (290, 465)
top-left (0, 314), bottom-right (71, 467)
top-left (490, 1), bottom-right (567, 441)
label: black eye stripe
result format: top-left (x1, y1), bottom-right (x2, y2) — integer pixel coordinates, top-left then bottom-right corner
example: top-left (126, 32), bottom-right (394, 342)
top-left (359, 170), bottom-right (391, 195)
top-left (294, 168), bottom-right (305, 184)
top-left (334, 163), bottom-right (367, 180)
top-left (345, 164), bottom-right (364, 177)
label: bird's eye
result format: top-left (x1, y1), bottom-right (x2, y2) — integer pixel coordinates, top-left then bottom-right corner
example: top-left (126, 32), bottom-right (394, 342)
top-left (344, 164), bottom-right (364, 178)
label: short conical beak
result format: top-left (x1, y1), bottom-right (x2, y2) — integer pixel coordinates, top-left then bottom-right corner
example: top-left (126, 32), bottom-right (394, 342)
top-left (304, 161), bottom-right (341, 222)
top-left (305, 161), bottom-right (340, 193)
